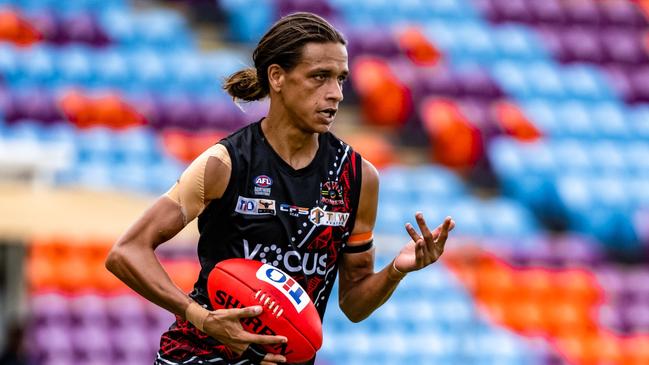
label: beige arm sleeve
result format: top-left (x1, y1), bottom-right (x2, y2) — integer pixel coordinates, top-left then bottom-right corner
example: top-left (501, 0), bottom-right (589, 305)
top-left (164, 144), bottom-right (231, 226)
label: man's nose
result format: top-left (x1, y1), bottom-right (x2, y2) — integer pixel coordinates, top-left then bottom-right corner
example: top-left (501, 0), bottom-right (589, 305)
top-left (326, 79), bottom-right (344, 102)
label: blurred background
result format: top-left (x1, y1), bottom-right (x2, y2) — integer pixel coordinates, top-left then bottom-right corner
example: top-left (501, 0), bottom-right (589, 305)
top-left (0, 0), bottom-right (648, 364)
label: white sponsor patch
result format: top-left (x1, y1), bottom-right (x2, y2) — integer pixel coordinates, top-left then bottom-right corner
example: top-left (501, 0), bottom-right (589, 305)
top-left (255, 264), bottom-right (310, 313)
top-left (235, 196), bottom-right (276, 215)
top-left (309, 207), bottom-right (349, 227)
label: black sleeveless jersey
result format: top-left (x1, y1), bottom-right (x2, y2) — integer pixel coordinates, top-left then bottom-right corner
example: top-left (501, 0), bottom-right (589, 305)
top-left (158, 121), bottom-right (363, 364)
top-left (190, 120), bottom-right (363, 318)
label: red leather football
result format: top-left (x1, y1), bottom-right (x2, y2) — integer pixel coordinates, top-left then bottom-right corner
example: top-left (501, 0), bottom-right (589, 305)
top-left (207, 258), bottom-right (323, 362)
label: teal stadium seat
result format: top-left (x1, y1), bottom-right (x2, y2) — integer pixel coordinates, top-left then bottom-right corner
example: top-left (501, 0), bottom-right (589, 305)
top-left (220, 0), bottom-right (274, 42)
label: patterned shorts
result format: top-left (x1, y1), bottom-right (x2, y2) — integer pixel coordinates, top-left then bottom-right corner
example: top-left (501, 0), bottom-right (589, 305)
top-left (155, 315), bottom-right (238, 365)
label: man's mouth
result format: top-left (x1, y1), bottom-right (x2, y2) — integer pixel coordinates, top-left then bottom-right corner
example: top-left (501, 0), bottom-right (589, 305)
top-left (318, 108), bottom-right (337, 119)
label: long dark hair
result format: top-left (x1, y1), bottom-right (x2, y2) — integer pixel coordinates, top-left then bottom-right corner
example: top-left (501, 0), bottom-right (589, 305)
top-left (223, 12), bottom-right (346, 102)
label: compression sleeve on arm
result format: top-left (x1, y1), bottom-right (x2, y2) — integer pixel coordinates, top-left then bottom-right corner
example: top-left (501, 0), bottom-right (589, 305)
top-left (165, 144), bottom-right (231, 225)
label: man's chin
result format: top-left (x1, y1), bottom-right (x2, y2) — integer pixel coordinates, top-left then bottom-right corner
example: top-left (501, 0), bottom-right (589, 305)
top-left (314, 122), bottom-right (333, 134)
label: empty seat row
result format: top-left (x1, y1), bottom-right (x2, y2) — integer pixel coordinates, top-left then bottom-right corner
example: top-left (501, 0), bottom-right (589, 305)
top-left (0, 86), bottom-right (254, 131)
top-left (490, 60), bottom-right (614, 101)
top-left (0, 6), bottom-right (188, 49)
top-left (331, 0), bottom-right (474, 22)
top-left (377, 194), bottom-right (538, 238)
top-left (0, 44), bottom-right (243, 92)
top-left (605, 65), bottom-right (649, 104)
top-left (425, 21), bottom-right (547, 62)
top-left (521, 99), bottom-right (649, 140)
top-left (476, 0), bottom-right (647, 29)
top-left (490, 138), bottom-right (649, 179)
top-left (0, 0), bottom-right (125, 13)
top-left (538, 25), bottom-right (649, 66)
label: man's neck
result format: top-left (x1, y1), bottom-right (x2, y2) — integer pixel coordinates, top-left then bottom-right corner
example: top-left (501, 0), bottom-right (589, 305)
top-left (261, 112), bottom-right (319, 170)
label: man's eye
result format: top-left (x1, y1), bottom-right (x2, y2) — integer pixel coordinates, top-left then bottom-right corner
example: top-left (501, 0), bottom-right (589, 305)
top-left (314, 74), bottom-right (327, 81)
top-left (338, 76), bottom-right (347, 84)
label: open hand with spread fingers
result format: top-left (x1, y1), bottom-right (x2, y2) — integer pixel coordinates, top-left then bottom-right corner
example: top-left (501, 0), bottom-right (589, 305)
top-left (393, 213), bottom-right (456, 273)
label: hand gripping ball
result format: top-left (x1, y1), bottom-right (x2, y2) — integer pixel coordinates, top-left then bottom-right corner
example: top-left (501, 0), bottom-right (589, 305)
top-left (207, 258), bottom-right (323, 362)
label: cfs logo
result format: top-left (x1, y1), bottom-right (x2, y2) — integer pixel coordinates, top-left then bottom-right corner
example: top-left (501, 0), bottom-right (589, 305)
top-left (280, 204), bottom-right (309, 217)
top-left (320, 180), bottom-right (344, 206)
top-left (254, 175), bottom-right (273, 196)
top-left (309, 207), bottom-right (349, 227)
top-left (256, 264), bottom-right (310, 313)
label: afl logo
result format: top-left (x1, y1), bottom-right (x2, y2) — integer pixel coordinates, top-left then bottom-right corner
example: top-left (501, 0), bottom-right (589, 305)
top-left (254, 175), bottom-right (273, 188)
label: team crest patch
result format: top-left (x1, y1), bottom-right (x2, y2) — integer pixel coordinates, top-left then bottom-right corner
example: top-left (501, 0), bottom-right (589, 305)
top-left (235, 196), bottom-right (276, 215)
top-left (280, 204), bottom-right (309, 217)
top-left (320, 180), bottom-right (344, 206)
top-left (254, 175), bottom-right (273, 196)
top-left (309, 207), bottom-right (349, 227)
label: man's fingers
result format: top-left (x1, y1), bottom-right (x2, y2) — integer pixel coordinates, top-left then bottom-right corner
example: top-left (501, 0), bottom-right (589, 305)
top-left (240, 332), bottom-right (288, 346)
top-left (415, 212), bottom-right (434, 241)
top-left (415, 239), bottom-right (425, 267)
top-left (263, 353), bottom-right (287, 363)
top-left (436, 217), bottom-right (452, 243)
top-left (405, 223), bottom-right (420, 242)
top-left (433, 217), bottom-right (454, 254)
top-left (227, 306), bottom-right (263, 319)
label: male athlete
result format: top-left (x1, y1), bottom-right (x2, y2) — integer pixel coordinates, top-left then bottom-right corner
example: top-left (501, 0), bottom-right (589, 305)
top-left (106, 12), bottom-right (455, 365)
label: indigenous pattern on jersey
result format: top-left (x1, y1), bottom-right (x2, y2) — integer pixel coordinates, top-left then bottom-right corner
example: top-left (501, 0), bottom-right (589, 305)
top-left (158, 121), bottom-right (363, 365)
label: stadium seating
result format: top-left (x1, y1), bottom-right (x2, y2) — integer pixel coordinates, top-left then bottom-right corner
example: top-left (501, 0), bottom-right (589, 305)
top-left (2, 0), bottom-right (647, 364)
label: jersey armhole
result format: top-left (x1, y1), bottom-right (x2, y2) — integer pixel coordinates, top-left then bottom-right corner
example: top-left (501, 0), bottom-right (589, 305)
top-left (346, 151), bottom-right (364, 237)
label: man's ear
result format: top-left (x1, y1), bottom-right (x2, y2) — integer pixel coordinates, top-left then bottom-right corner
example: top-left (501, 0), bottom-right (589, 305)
top-left (267, 64), bottom-right (285, 93)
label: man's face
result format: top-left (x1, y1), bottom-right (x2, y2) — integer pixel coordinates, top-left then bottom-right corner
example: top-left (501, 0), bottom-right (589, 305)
top-left (277, 42), bottom-right (349, 134)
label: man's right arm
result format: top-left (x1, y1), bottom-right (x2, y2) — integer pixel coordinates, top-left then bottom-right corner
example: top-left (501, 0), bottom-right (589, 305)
top-left (105, 144), bottom-right (287, 363)
top-left (105, 143), bottom-right (231, 317)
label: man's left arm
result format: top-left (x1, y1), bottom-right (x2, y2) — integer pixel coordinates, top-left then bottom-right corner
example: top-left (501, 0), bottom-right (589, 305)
top-left (337, 159), bottom-right (455, 322)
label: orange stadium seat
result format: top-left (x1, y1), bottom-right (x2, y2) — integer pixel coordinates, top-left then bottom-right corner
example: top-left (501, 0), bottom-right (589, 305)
top-left (397, 26), bottom-right (442, 66)
top-left (622, 335), bottom-right (649, 365)
top-left (26, 254), bottom-right (58, 291)
top-left (556, 330), bottom-right (624, 365)
top-left (513, 269), bottom-right (554, 303)
top-left (343, 133), bottom-right (396, 169)
top-left (493, 100), bottom-right (542, 141)
top-left (59, 90), bottom-right (145, 129)
top-left (553, 335), bottom-right (588, 365)
top-left (161, 259), bottom-right (200, 294)
top-left (161, 129), bottom-right (228, 163)
top-left (84, 238), bottom-right (129, 293)
top-left (584, 331), bottom-right (623, 365)
top-left (27, 236), bottom-right (73, 291)
top-left (351, 57), bottom-right (412, 127)
top-left (553, 269), bottom-right (601, 306)
top-left (0, 9), bottom-right (41, 46)
top-left (420, 98), bottom-right (483, 169)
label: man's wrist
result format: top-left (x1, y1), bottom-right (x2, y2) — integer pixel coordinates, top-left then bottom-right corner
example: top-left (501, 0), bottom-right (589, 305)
top-left (388, 260), bottom-right (407, 281)
top-left (185, 301), bottom-right (210, 332)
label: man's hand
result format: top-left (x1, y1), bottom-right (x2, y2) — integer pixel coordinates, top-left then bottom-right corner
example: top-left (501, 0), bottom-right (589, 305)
top-left (203, 306), bottom-right (288, 365)
top-left (394, 213), bottom-right (455, 273)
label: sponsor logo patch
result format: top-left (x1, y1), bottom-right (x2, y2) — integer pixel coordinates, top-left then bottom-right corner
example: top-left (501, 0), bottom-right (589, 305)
top-left (279, 204), bottom-right (309, 217)
top-left (256, 264), bottom-right (310, 313)
top-left (254, 175), bottom-right (273, 196)
top-left (309, 207), bottom-right (349, 227)
top-left (243, 240), bottom-right (328, 275)
top-left (320, 180), bottom-right (344, 206)
top-left (235, 196), bottom-right (276, 215)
